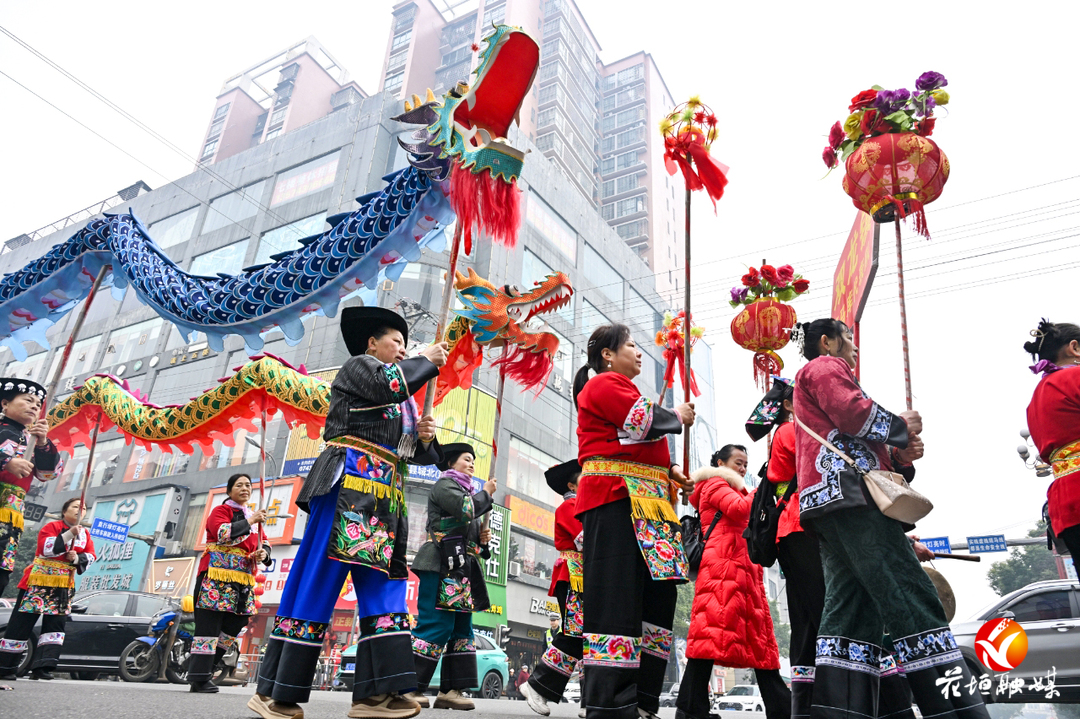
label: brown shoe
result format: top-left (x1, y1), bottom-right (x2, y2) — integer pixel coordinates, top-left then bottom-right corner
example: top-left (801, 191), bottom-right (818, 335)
top-left (433, 689), bottom-right (475, 711)
top-left (347, 693), bottom-right (422, 718)
top-left (403, 691), bottom-right (429, 708)
top-left (248, 697), bottom-right (304, 719)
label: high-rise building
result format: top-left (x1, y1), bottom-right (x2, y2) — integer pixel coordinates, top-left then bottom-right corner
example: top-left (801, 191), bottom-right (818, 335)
top-left (198, 37), bottom-right (367, 165)
top-left (382, 0), bottom-right (684, 301)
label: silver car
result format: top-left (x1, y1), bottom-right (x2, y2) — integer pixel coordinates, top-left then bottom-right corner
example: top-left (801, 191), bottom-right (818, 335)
top-left (950, 578), bottom-right (1080, 702)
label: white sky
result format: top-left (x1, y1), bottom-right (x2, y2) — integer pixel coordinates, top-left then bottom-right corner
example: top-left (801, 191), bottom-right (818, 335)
top-left (2, 0), bottom-right (1079, 620)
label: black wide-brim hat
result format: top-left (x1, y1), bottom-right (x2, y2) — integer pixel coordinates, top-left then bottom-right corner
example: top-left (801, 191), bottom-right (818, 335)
top-left (745, 376), bottom-right (794, 442)
top-left (340, 306), bottom-right (410, 357)
top-left (0, 377), bottom-right (47, 403)
top-left (545, 459), bottom-right (581, 496)
top-left (437, 442), bottom-right (476, 472)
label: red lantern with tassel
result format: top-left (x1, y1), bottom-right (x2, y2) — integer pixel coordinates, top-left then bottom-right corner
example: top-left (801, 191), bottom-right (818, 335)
top-left (729, 262), bottom-right (809, 388)
top-left (842, 133), bottom-right (949, 239)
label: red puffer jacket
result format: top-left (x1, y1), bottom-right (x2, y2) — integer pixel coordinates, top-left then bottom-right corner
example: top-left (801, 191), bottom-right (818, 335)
top-left (685, 465), bottom-right (780, 669)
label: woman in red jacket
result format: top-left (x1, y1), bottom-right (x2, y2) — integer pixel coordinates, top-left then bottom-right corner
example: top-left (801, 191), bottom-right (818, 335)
top-left (0, 497), bottom-right (95, 680)
top-left (1025, 319), bottom-right (1080, 559)
top-left (189, 473), bottom-right (271, 693)
top-left (676, 445), bottom-right (789, 719)
top-left (573, 324), bottom-right (695, 719)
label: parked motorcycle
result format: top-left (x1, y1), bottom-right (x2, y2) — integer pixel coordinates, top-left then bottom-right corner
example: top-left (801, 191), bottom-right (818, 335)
top-left (118, 596), bottom-right (194, 684)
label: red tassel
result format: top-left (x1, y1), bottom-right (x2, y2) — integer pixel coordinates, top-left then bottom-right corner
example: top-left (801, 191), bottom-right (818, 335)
top-left (448, 163), bottom-right (522, 255)
top-left (491, 343), bottom-right (554, 396)
top-left (905, 199), bottom-right (931, 240)
top-left (753, 352), bottom-right (782, 392)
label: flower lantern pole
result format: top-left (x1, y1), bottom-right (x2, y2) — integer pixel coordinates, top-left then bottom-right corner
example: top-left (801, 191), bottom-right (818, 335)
top-left (894, 219), bottom-right (912, 409)
top-left (660, 98), bottom-right (728, 472)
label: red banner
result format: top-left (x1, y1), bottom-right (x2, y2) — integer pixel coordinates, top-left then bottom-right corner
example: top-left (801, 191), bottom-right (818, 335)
top-left (831, 212), bottom-right (880, 326)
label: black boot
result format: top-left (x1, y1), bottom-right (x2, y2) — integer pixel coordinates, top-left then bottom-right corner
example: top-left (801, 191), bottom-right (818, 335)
top-left (904, 660), bottom-right (990, 719)
top-left (190, 679), bottom-right (220, 693)
top-left (30, 668), bottom-right (53, 680)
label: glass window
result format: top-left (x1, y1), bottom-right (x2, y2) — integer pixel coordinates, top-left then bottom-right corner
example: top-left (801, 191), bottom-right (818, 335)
top-left (525, 191), bottom-right (576, 263)
top-left (104, 319), bottom-right (163, 364)
top-left (1008, 590), bottom-right (1075, 622)
top-left (583, 244), bottom-right (622, 305)
top-left (616, 195), bottom-right (645, 218)
top-left (580, 299), bottom-right (611, 340)
top-left (58, 437), bottom-right (125, 491)
top-left (149, 207), bottom-right (199, 249)
top-left (134, 594), bottom-right (170, 617)
top-left (509, 530), bottom-right (558, 580)
top-left (4, 351), bottom-right (48, 382)
top-left (391, 30), bottom-right (412, 50)
top-left (635, 348), bottom-right (659, 397)
top-left (47, 335), bottom-right (103, 380)
top-left (506, 437), bottom-right (560, 498)
top-left (270, 151), bottom-right (340, 207)
top-left (189, 239), bottom-right (250, 277)
top-left (270, 108), bottom-right (287, 127)
top-left (405, 494), bottom-right (430, 555)
top-left (77, 592), bottom-right (128, 616)
top-left (255, 213), bottom-right (327, 265)
top-left (202, 180), bottom-right (266, 233)
top-left (521, 249), bottom-right (573, 324)
top-left (475, 634), bottom-right (495, 651)
top-left (200, 139), bottom-right (218, 161)
top-left (214, 103), bottom-right (231, 120)
top-left (178, 494), bottom-right (207, 552)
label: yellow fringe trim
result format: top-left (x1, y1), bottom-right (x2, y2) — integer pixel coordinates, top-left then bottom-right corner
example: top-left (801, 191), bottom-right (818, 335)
top-left (207, 567), bottom-right (257, 586)
top-left (570, 575), bottom-right (583, 593)
top-left (27, 559), bottom-right (75, 589)
top-left (342, 474), bottom-right (405, 506)
top-left (205, 543), bottom-right (250, 556)
top-left (630, 495), bottom-right (680, 524)
top-left (0, 506), bottom-right (24, 530)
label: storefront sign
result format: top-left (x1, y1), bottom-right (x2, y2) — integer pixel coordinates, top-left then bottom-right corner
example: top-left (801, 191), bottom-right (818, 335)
top-left (473, 583), bottom-right (507, 630)
top-left (149, 557), bottom-right (196, 597)
top-left (507, 495), bottom-right (554, 538)
top-left (195, 476), bottom-right (303, 548)
top-left (832, 211), bottom-right (879, 326)
top-left (529, 596), bottom-right (559, 615)
top-left (484, 504), bottom-right (510, 586)
top-left (256, 544), bottom-right (300, 605)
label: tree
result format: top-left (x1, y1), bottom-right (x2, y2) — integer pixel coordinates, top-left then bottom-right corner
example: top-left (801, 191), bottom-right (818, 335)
top-left (673, 581), bottom-right (694, 638)
top-left (769, 598), bottom-right (790, 656)
top-left (1, 523), bottom-right (41, 599)
top-left (986, 520), bottom-right (1060, 597)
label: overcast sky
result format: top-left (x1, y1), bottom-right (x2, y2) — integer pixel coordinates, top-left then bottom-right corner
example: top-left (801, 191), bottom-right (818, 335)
top-left (2, 1), bottom-right (1078, 618)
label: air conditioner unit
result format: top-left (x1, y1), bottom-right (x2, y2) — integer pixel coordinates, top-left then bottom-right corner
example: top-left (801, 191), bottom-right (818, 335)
top-left (164, 541), bottom-right (184, 555)
top-left (508, 561), bottom-right (521, 578)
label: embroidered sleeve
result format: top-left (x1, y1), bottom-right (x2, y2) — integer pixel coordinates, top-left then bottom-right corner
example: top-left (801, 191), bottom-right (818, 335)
top-left (574, 530), bottom-right (584, 551)
top-left (43, 535), bottom-right (62, 556)
top-left (337, 355), bottom-right (438, 406)
top-left (209, 506), bottom-right (250, 546)
top-left (621, 396), bottom-right (655, 441)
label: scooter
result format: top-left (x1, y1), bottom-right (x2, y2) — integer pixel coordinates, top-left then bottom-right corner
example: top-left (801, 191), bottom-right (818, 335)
top-left (118, 596), bottom-right (194, 684)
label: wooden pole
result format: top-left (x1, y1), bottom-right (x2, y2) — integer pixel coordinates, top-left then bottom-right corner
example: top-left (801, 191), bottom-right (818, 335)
top-left (682, 187), bottom-right (692, 473)
top-left (894, 220), bottom-right (913, 410)
top-left (422, 224), bottom-right (464, 416)
top-left (75, 410), bottom-right (103, 515)
top-left (26, 264), bottom-right (111, 457)
top-left (853, 322), bottom-right (861, 381)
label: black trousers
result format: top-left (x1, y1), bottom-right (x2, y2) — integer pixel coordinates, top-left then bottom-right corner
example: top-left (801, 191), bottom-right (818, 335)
top-left (528, 581), bottom-right (584, 702)
top-left (582, 499), bottom-right (677, 719)
top-left (676, 658), bottom-right (790, 719)
top-left (1059, 523), bottom-right (1080, 559)
top-left (776, 531), bottom-right (825, 719)
top-left (0, 589), bottom-right (68, 672)
top-left (0, 568), bottom-right (10, 598)
top-left (188, 607), bottom-right (250, 682)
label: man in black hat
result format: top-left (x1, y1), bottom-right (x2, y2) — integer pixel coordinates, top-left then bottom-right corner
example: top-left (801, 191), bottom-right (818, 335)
top-left (251, 307), bottom-right (447, 719)
top-left (0, 377), bottom-right (62, 597)
top-left (522, 460), bottom-right (585, 718)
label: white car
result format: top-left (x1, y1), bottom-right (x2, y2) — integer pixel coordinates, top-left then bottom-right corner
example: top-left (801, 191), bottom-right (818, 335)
top-left (565, 681), bottom-right (581, 703)
top-left (712, 685), bottom-right (765, 712)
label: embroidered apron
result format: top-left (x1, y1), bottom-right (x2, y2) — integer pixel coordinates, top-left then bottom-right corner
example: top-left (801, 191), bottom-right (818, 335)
top-left (327, 436), bottom-right (407, 572)
top-left (581, 459), bottom-right (689, 582)
top-left (198, 543), bottom-right (257, 614)
top-left (0, 483), bottom-right (26, 572)
top-left (20, 557), bottom-right (75, 615)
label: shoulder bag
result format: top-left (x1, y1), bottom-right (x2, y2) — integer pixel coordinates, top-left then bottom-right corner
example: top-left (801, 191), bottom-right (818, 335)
top-left (795, 415), bottom-right (933, 524)
top-left (682, 508), bottom-right (722, 576)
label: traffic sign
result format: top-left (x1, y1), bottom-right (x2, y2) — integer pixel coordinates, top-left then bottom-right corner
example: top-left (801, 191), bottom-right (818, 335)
top-left (921, 536), bottom-right (951, 554)
top-left (966, 534), bottom-right (1008, 553)
top-left (90, 517), bottom-right (130, 543)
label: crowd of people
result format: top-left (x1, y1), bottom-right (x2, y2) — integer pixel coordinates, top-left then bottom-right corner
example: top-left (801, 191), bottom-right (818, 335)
top-left (0, 306), bottom-right (1076, 719)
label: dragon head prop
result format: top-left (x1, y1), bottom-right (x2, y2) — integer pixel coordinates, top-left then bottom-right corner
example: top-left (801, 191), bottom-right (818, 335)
top-left (393, 24), bottom-right (539, 255)
top-left (433, 267), bottom-right (573, 406)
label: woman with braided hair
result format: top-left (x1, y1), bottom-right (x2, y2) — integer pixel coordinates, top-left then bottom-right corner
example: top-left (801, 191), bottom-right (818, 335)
top-left (1025, 318), bottom-right (1080, 559)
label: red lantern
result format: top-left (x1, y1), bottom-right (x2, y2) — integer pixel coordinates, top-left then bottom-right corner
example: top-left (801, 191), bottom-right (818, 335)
top-left (254, 599), bottom-right (263, 610)
top-left (254, 584), bottom-right (265, 596)
top-left (842, 132), bottom-right (949, 239)
top-left (730, 298), bottom-right (798, 388)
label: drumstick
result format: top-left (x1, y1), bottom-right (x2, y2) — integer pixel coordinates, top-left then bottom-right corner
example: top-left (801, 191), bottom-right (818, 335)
top-left (932, 552), bottom-right (981, 562)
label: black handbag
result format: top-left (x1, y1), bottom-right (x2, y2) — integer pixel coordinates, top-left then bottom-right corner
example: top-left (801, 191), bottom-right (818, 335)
top-left (681, 509), bottom-right (722, 574)
top-left (743, 467), bottom-right (796, 568)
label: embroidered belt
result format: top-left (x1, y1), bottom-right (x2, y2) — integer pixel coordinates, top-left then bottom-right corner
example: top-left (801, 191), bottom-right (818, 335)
top-left (1050, 439), bottom-right (1080, 480)
top-left (559, 549), bottom-right (583, 592)
top-left (581, 459), bottom-right (678, 524)
top-left (204, 543), bottom-right (256, 586)
top-left (0, 482), bottom-right (26, 530)
top-left (329, 436), bottom-right (406, 512)
top-left (26, 557), bottom-right (75, 589)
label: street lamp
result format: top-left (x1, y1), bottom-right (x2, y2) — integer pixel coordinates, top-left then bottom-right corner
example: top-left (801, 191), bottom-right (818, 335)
top-left (1017, 429), bottom-right (1052, 477)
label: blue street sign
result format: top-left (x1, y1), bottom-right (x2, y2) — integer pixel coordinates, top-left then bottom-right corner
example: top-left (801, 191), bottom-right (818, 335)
top-left (921, 536), bottom-right (951, 554)
top-left (90, 517), bottom-right (130, 544)
top-left (966, 534), bottom-right (1008, 553)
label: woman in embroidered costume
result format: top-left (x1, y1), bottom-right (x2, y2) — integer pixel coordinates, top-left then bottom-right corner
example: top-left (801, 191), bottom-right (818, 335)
top-left (522, 459), bottom-right (585, 718)
top-left (0, 378), bottom-right (63, 597)
top-left (188, 473), bottom-right (271, 693)
top-left (407, 443), bottom-right (494, 711)
top-left (678, 445), bottom-right (789, 719)
top-left (1025, 319), bottom-right (1080, 559)
top-left (0, 497), bottom-right (94, 680)
top-left (572, 324), bottom-right (694, 719)
top-left (792, 319), bottom-right (988, 719)
top-left (252, 306), bottom-right (446, 719)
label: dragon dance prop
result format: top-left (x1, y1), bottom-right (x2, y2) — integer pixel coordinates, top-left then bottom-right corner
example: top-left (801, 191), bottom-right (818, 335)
top-left (427, 267), bottom-right (573, 407)
top-left (822, 72), bottom-right (952, 409)
top-left (655, 311), bottom-right (703, 403)
top-left (729, 263), bottom-right (810, 389)
top-left (660, 97), bottom-right (729, 471)
top-left (45, 354), bottom-right (330, 455)
top-left (0, 25), bottom-right (539, 365)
